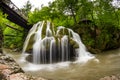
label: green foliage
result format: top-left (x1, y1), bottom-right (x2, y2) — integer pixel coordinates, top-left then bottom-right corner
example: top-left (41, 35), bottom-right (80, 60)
top-left (1, 0), bottom-right (120, 52)
top-left (28, 7), bottom-right (51, 24)
top-left (0, 10), bottom-right (25, 50)
top-left (27, 0), bottom-right (120, 52)
top-left (0, 10), bottom-right (8, 30)
top-left (3, 23), bottom-right (25, 50)
top-left (28, 0), bottom-right (77, 27)
top-left (21, 0), bottom-right (32, 17)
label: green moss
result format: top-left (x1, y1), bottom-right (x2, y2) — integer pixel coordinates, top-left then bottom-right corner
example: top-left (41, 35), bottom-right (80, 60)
top-left (73, 43), bottom-right (79, 49)
top-left (69, 39), bottom-right (79, 49)
top-left (68, 31), bottom-right (73, 37)
top-left (54, 36), bottom-right (58, 45)
top-left (50, 22), bottom-right (55, 35)
top-left (42, 21), bottom-right (47, 37)
top-left (42, 34), bottom-right (46, 39)
top-left (58, 28), bottom-right (64, 35)
top-left (26, 33), bottom-right (35, 51)
top-left (64, 28), bottom-right (69, 35)
top-left (70, 39), bottom-right (75, 45)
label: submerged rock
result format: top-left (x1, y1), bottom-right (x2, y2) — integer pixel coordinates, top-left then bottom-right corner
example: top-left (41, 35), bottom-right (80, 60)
top-left (23, 21), bottom-right (90, 64)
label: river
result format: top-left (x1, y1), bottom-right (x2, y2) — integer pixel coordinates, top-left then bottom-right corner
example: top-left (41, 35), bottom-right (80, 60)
top-left (3, 48), bottom-right (120, 80)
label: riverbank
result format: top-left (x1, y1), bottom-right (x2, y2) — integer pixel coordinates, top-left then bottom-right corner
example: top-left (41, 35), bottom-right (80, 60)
top-left (0, 52), bottom-right (46, 80)
top-left (1, 48), bottom-right (120, 80)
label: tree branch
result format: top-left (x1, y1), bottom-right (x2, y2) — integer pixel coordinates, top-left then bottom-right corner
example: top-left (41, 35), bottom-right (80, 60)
top-left (4, 24), bottom-right (23, 32)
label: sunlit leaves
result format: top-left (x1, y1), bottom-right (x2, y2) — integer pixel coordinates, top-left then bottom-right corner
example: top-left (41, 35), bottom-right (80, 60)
top-left (21, 1), bottom-right (32, 17)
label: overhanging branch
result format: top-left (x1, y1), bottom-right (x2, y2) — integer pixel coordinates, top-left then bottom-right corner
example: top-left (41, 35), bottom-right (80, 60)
top-left (4, 23), bottom-right (23, 32)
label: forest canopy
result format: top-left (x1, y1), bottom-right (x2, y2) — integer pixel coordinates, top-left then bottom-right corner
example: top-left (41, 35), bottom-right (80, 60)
top-left (0, 0), bottom-right (120, 52)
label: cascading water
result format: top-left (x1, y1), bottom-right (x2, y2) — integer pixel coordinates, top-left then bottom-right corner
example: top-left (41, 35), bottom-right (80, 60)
top-left (22, 21), bottom-right (94, 64)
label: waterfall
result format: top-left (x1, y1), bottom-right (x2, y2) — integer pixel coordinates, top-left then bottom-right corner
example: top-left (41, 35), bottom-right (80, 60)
top-left (61, 35), bottom-right (69, 61)
top-left (22, 21), bottom-right (94, 64)
top-left (68, 29), bottom-right (94, 62)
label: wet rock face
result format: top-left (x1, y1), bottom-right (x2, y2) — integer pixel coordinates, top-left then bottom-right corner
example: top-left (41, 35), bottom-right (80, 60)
top-left (23, 21), bottom-right (80, 64)
top-left (0, 54), bottom-right (24, 73)
top-left (26, 44), bottom-right (76, 64)
top-left (0, 53), bottom-right (46, 80)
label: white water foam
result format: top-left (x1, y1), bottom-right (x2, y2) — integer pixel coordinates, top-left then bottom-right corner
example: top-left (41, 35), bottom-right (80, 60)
top-left (22, 21), bottom-right (96, 71)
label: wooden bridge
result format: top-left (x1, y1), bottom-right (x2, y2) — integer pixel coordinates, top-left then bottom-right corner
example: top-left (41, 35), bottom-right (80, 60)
top-left (0, 0), bottom-right (32, 30)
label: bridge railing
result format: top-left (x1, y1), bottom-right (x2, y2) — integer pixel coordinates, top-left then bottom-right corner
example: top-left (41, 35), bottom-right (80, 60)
top-left (1, 0), bottom-right (28, 20)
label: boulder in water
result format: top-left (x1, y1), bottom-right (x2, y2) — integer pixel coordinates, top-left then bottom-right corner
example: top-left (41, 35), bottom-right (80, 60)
top-left (23, 21), bottom-right (94, 64)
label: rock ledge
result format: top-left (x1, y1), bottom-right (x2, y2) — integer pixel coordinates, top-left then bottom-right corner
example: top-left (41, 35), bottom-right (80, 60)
top-left (0, 53), bottom-right (46, 80)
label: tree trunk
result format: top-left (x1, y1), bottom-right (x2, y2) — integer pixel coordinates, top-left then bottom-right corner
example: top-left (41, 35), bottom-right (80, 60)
top-left (0, 27), bottom-right (3, 53)
top-left (69, 5), bottom-right (77, 24)
top-left (90, 3), bottom-right (96, 48)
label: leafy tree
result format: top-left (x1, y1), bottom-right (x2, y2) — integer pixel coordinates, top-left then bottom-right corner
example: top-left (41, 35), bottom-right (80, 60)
top-left (3, 24), bottom-right (24, 50)
top-left (50, 0), bottom-right (78, 24)
top-left (27, 0), bottom-right (120, 52)
top-left (21, 0), bottom-right (32, 17)
top-left (0, 9), bottom-right (25, 50)
top-left (28, 6), bottom-right (52, 24)
top-left (0, 10), bottom-right (8, 30)
top-left (0, 11), bottom-right (6, 53)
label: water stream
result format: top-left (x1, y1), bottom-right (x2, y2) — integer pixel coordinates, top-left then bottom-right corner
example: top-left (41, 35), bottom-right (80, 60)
top-left (4, 48), bottom-right (120, 80)
top-left (22, 21), bottom-right (94, 64)
top-left (3, 21), bottom-right (120, 80)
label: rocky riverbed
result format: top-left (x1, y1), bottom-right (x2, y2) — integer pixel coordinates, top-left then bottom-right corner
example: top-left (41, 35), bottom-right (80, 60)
top-left (0, 51), bottom-right (120, 80)
top-left (99, 75), bottom-right (120, 80)
top-left (0, 53), bottom-right (46, 80)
